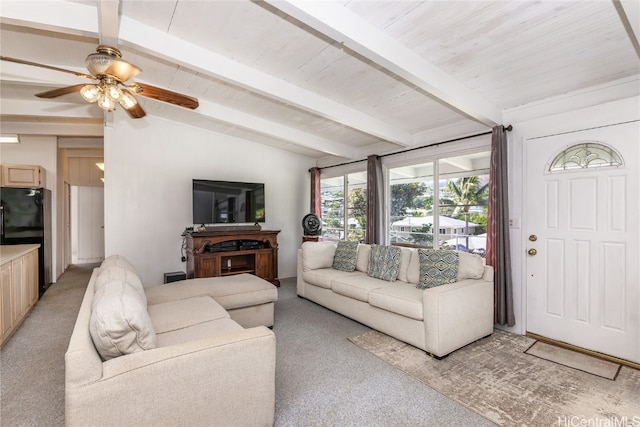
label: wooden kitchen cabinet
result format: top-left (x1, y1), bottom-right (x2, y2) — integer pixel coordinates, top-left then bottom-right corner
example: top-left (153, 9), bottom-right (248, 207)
top-left (0, 244), bottom-right (40, 346)
top-left (1, 163), bottom-right (46, 187)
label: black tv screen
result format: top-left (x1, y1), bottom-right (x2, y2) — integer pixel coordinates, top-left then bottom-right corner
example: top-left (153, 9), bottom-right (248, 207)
top-left (192, 179), bottom-right (266, 224)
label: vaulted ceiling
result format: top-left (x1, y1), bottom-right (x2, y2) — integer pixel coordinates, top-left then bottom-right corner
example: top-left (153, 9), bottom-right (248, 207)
top-left (1, 0), bottom-right (638, 165)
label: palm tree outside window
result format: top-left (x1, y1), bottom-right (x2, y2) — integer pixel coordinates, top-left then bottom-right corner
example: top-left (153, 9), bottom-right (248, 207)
top-left (388, 151), bottom-right (490, 254)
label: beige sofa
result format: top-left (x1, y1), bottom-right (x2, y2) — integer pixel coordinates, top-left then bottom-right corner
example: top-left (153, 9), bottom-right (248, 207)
top-left (297, 242), bottom-right (494, 358)
top-left (65, 255), bottom-right (277, 427)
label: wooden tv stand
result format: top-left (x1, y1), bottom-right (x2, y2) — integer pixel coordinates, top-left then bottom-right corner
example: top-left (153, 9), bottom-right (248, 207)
top-left (186, 229), bottom-right (280, 286)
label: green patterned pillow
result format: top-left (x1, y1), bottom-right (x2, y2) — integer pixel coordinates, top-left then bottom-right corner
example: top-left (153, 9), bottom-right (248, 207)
top-left (332, 241), bottom-right (359, 272)
top-left (367, 245), bottom-right (402, 281)
top-left (417, 249), bottom-right (459, 289)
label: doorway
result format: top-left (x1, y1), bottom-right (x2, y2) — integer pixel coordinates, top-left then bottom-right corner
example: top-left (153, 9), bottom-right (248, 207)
top-left (70, 186), bottom-right (105, 263)
top-left (525, 121), bottom-right (639, 364)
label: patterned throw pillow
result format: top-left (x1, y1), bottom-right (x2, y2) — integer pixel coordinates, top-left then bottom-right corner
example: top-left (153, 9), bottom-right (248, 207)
top-left (367, 245), bottom-right (402, 282)
top-left (417, 249), bottom-right (459, 289)
top-left (332, 241), bottom-right (359, 272)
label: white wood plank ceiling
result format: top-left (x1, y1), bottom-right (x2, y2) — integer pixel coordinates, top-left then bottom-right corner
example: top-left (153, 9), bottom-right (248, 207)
top-left (1, 0), bottom-right (638, 165)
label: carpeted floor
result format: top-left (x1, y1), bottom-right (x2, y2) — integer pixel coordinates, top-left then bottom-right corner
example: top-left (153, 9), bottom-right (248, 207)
top-left (1, 265), bottom-right (493, 427)
top-left (0, 263), bottom-right (99, 427)
top-left (7, 264), bottom-right (635, 427)
top-left (349, 329), bottom-right (640, 427)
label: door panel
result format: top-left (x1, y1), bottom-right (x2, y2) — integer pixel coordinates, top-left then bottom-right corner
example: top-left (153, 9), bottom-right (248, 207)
top-left (75, 186), bottom-right (105, 263)
top-left (526, 121), bottom-right (639, 364)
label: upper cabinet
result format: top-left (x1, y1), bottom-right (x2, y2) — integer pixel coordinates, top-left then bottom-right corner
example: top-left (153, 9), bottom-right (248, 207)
top-left (1, 164), bottom-right (46, 188)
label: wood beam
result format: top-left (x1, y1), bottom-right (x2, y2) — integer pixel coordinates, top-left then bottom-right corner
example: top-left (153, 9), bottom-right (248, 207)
top-left (0, 121), bottom-right (103, 137)
top-left (0, 62), bottom-right (87, 86)
top-left (266, 0), bottom-right (503, 127)
top-left (613, 0), bottom-right (640, 59)
top-left (1, 99), bottom-right (101, 119)
top-left (194, 100), bottom-right (358, 159)
top-left (98, 0), bottom-right (120, 47)
top-left (0, 0), bottom-right (97, 37)
top-left (118, 16), bottom-right (413, 147)
top-left (1, 1), bottom-right (411, 154)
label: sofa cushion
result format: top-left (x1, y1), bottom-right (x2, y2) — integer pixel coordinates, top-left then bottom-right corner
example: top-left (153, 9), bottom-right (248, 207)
top-left (407, 249), bottom-right (421, 285)
top-left (302, 268), bottom-right (354, 289)
top-left (397, 247), bottom-right (414, 283)
top-left (95, 265), bottom-right (147, 306)
top-left (331, 273), bottom-right (393, 302)
top-left (369, 283), bottom-right (424, 320)
top-left (356, 244), bottom-right (371, 272)
top-left (417, 249), bottom-right (459, 289)
top-left (457, 251), bottom-right (485, 280)
top-left (144, 274), bottom-right (277, 310)
top-left (90, 280), bottom-right (157, 360)
top-left (155, 318), bottom-right (244, 347)
top-left (368, 245), bottom-right (402, 281)
top-left (332, 241), bottom-right (359, 272)
top-left (147, 295), bottom-right (229, 334)
top-left (302, 241), bottom-right (337, 271)
top-left (100, 255), bottom-right (139, 275)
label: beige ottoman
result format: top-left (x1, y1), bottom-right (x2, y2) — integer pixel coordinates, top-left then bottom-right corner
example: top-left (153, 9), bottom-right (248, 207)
top-left (144, 273), bottom-right (278, 328)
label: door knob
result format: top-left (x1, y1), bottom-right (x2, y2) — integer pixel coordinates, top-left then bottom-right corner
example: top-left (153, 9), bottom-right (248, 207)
top-left (528, 248), bottom-right (537, 255)
top-left (529, 234), bottom-right (537, 242)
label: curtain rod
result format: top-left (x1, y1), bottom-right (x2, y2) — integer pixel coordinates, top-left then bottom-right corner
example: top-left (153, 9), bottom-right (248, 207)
top-left (314, 128), bottom-right (498, 171)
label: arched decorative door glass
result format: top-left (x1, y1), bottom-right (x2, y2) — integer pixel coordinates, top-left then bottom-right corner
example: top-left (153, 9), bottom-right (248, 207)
top-left (548, 141), bottom-right (623, 172)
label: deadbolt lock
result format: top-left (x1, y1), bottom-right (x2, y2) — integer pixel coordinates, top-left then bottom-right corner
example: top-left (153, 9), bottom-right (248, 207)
top-left (528, 248), bottom-right (537, 256)
top-left (529, 234), bottom-right (537, 242)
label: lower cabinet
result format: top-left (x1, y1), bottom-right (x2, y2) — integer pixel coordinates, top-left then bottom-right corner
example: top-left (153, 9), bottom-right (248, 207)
top-left (0, 246), bottom-right (39, 346)
top-left (186, 230), bottom-right (280, 286)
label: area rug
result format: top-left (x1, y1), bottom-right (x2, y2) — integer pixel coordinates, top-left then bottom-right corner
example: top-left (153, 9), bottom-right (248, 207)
top-left (525, 341), bottom-right (621, 380)
top-left (349, 329), bottom-right (640, 427)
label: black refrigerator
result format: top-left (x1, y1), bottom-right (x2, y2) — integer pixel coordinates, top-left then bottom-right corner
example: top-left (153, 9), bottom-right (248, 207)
top-left (0, 187), bottom-right (52, 297)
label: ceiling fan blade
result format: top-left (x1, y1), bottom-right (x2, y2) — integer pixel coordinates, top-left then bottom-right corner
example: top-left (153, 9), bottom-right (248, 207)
top-left (123, 102), bottom-right (146, 119)
top-left (35, 84), bottom-right (87, 99)
top-left (129, 83), bottom-right (199, 110)
top-left (0, 56), bottom-right (95, 80)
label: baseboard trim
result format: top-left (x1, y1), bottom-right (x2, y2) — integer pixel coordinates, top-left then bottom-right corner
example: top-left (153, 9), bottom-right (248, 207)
top-left (525, 332), bottom-right (640, 370)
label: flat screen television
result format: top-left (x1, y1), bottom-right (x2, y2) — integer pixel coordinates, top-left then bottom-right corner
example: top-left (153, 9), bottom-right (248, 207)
top-left (192, 179), bottom-right (266, 224)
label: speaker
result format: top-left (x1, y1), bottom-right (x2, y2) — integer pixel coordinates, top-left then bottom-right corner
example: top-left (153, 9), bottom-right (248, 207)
top-left (164, 271), bottom-right (186, 283)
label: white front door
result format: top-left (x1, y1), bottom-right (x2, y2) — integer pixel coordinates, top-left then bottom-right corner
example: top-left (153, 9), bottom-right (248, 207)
top-left (525, 121), bottom-right (639, 364)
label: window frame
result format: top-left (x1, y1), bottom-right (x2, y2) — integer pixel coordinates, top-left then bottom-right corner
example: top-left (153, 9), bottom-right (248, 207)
top-left (319, 161), bottom-right (367, 242)
top-left (382, 135), bottom-right (491, 248)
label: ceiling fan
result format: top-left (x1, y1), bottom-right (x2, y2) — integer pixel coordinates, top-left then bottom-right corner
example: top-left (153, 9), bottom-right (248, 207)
top-left (0, 45), bottom-right (199, 119)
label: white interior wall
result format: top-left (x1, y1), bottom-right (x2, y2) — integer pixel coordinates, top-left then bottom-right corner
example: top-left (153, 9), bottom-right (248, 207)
top-left (104, 111), bottom-right (316, 285)
top-left (0, 135), bottom-right (59, 281)
top-left (504, 89), bottom-right (640, 334)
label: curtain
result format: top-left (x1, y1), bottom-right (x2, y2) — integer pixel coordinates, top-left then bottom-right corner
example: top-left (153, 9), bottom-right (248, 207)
top-left (310, 167), bottom-right (321, 216)
top-left (486, 125), bottom-right (515, 326)
top-left (366, 155), bottom-right (385, 244)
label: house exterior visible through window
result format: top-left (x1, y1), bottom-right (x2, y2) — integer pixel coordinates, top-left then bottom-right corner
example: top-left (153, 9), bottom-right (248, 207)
top-left (317, 137), bottom-right (490, 249)
top-left (388, 148), bottom-right (490, 256)
top-left (320, 170), bottom-right (367, 242)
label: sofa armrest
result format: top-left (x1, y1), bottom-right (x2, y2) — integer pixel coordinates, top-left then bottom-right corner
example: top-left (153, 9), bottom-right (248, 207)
top-left (422, 279), bottom-right (494, 357)
top-left (66, 326), bottom-right (276, 427)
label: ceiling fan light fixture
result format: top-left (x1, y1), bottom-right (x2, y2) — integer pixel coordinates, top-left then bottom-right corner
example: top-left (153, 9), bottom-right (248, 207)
top-left (86, 45), bottom-right (122, 76)
top-left (106, 83), bottom-right (122, 101)
top-left (80, 84), bottom-right (101, 103)
top-left (119, 91), bottom-right (137, 109)
top-left (98, 93), bottom-right (116, 112)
